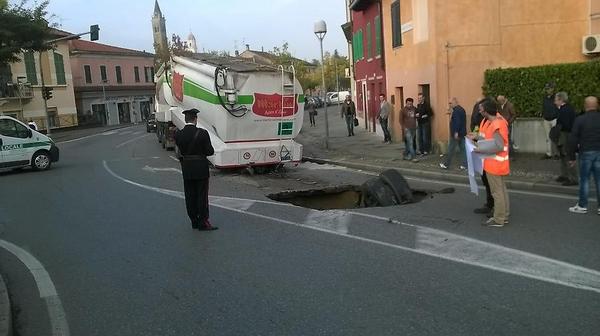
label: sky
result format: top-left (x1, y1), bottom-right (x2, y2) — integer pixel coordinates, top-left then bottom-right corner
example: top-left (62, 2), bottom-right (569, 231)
top-left (39, 0), bottom-right (350, 61)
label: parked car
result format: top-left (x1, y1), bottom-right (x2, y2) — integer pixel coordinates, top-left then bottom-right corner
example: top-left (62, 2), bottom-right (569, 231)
top-left (312, 96), bottom-right (325, 108)
top-left (146, 113), bottom-right (157, 133)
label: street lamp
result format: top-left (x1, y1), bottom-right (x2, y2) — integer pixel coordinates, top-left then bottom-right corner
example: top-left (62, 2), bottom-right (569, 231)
top-left (314, 20), bottom-right (329, 149)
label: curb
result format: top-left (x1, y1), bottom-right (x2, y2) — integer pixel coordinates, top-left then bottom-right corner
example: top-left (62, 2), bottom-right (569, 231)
top-left (0, 275), bottom-right (11, 336)
top-left (303, 156), bottom-right (581, 197)
top-left (52, 124), bottom-right (137, 144)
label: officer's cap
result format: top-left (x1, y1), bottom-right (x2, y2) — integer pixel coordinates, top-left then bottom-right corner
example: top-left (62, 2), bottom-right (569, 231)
top-left (182, 108), bottom-right (200, 116)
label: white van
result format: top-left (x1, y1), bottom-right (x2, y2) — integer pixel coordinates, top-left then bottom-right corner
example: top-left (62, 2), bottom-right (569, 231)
top-left (326, 91), bottom-right (351, 105)
top-left (0, 116), bottom-right (59, 171)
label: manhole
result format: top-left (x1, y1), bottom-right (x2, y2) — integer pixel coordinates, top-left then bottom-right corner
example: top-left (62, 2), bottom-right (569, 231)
top-left (267, 170), bottom-right (454, 210)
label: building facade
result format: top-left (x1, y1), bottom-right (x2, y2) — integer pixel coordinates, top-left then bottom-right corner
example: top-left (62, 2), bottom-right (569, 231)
top-left (0, 29), bottom-right (78, 130)
top-left (69, 40), bottom-right (155, 126)
top-left (382, 0), bottom-right (599, 145)
top-left (348, 0), bottom-right (387, 133)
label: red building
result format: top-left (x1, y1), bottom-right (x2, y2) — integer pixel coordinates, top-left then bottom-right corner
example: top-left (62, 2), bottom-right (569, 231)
top-left (349, 0), bottom-right (386, 133)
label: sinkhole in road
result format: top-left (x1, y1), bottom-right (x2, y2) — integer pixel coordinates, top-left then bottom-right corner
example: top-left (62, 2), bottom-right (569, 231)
top-left (267, 185), bottom-right (452, 210)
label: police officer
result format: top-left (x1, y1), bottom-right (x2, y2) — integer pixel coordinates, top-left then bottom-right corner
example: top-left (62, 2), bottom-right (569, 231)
top-left (175, 108), bottom-right (218, 231)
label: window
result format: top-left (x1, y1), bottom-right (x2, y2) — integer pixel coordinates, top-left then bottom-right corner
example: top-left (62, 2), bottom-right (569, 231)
top-left (150, 67), bottom-right (155, 82)
top-left (100, 65), bottom-right (107, 82)
top-left (366, 22), bottom-right (372, 59)
top-left (24, 52), bottom-right (38, 85)
top-left (134, 66), bottom-right (140, 82)
top-left (54, 52), bottom-right (66, 85)
top-left (391, 0), bottom-right (402, 48)
top-left (144, 66), bottom-right (150, 83)
top-left (0, 119), bottom-right (29, 138)
top-left (84, 65), bottom-right (92, 84)
top-left (115, 66), bottom-right (122, 84)
top-left (154, 26), bottom-right (158, 33)
top-left (375, 15), bottom-right (382, 56)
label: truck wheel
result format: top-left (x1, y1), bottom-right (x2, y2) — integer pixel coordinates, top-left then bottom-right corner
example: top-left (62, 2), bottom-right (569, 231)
top-left (379, 169), bottom-right (413, 204)
top-left (31, 151), bottom-right (51, 171)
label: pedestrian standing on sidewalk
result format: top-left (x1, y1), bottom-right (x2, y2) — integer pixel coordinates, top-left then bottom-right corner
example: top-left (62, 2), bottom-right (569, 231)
top-left (378, 94), bottom-right (392, 143)
top-left (497, 95), bottom-right (516, 159)
top-left (440, 98), bottom-right (467, 170)
top-left (341, 95), bottom-right (356, 136)
top-left (416, 93), bottom-right (433, 155)
top-left (471, 101), bottom-right (495, 216)
top-left (307, 98), bottom-right (317, 127)
top-left (567, 96), bottom-right (600, 215)
top-left (401, 98), bottom-right (419, 162)
top-left (27, 119), bottom-right (38, 131)
top-left (175, 108), bottom-right (218, 231)
top-left (554, 92), bottom-right (578, 186)
top-left (472, 98), bottom-right (511, 227)
top-left (470, 97), bottom-right (486, 132)
top-left (542, 83), bottom-right (559, 160)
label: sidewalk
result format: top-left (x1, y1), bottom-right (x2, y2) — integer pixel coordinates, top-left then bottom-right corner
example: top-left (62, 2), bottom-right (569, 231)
top-left (48, 123), bottom-right (135, 143)
top-left (296, 107), bottom-right (583, 196)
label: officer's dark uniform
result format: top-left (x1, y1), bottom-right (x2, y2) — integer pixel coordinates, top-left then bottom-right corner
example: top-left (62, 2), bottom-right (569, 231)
top-left (174, 109), bottom-right (217, 231)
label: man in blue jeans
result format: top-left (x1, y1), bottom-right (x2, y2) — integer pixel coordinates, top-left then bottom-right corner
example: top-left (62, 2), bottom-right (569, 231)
top-left (440, 97), bottom-right (467, 170)
top-left (567, 96), bottom-right (600, 215)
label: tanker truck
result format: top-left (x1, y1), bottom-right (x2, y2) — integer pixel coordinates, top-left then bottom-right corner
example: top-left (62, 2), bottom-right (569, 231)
top-left (154, 54), bottom-right (305, 170)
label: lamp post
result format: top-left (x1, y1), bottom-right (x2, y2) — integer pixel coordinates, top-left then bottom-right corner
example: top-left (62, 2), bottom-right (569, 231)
top-left (314, 20), bottom-right (329, 149)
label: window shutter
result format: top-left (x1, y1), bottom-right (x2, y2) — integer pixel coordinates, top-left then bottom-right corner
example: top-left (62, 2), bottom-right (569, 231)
top-left (54, 52), bottom-right (66, 85)
top-left (24, 52), bottom-right (38, 85)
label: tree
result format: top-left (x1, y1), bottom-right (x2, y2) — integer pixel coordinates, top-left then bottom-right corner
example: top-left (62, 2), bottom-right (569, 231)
top-left (0, 0), bottom-right (54, 66)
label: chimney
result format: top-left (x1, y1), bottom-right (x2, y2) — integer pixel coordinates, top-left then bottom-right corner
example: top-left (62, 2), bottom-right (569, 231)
top-left (235, 50), bottom-right (239, 57)
top-left (245, 44), bottom-right (250, 51)
top-left (261, 46), bottom-right (264, 52)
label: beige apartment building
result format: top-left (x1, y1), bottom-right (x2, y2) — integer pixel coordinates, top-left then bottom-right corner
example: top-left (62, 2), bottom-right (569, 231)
top-left (381, 0), bottom-right (600, 145)
top-left (0, 29), bottom-right (78, 130)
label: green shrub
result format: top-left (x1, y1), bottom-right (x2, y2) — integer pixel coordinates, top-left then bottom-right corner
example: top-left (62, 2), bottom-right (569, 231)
top-left (483, 60), bottom-right (600, 118)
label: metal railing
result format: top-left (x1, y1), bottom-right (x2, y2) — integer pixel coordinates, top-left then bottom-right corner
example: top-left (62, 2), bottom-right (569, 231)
top-left (0, 82), bottom-right (33, 99)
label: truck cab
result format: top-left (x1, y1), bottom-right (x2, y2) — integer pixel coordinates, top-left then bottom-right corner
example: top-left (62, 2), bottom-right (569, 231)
top-left (0, 116), bottom-right (59, 171)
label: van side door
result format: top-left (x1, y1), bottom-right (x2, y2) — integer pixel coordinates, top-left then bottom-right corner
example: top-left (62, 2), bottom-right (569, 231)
top-left (0, 118), bottom-right (31, 167)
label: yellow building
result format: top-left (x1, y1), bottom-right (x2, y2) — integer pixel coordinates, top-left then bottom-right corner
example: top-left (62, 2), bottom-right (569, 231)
top-left (0, 29), bottom-right (78, 130)
top-left (382, 0), bottom-right (599, 145)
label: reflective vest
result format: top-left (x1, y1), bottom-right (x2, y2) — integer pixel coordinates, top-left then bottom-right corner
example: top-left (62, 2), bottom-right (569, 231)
top-left (482, 116), bottom-right (510, 176)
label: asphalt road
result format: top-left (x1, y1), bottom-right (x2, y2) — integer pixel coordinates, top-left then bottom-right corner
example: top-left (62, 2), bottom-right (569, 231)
top-left (0, 125), bottom-right (599, 336)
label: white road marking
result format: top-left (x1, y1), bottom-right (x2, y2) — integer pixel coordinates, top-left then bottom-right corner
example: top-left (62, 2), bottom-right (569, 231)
top-left (119, 130), bottom-right (132, 135)
top-left (0, 240), bottom-right (70, 336)
top-left (102, 160), bottom-right (600, 295)
top-left (142, 165), bottom-right (182, 174)
top-left (115, 134), bottom-right (151, 148)
top-left (169, 156), bottom-right (180, 162)
top-left (303, 210), bottom-right (351, 234)
top-left (132, 131), bottom-right (144, 135)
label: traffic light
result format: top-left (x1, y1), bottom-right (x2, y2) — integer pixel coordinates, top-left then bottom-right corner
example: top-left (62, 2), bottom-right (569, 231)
top-left (90, 24), bottom-right (99, 41)
top-left (42, 87), bottom-right (53, 100)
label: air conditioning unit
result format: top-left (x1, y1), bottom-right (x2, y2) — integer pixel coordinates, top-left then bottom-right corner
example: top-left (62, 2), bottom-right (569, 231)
top-left (582, 35), bottom-right (600, 55)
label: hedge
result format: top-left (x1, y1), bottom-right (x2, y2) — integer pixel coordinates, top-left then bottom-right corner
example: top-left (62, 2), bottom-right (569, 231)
top-left (483, 60), bottom-right (600, 118)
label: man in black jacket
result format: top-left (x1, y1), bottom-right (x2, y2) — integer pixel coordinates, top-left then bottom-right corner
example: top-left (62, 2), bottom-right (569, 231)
top-left (175, 108), bottom-right (218, 231)
top-left (567, 96), bottom-right (600, 215)
top-left (554, 92), bottom-right (578, 186)
top-left (542, 83), bottom-right (559, 160)
top-left (416, 93), bottom-right (433, 155)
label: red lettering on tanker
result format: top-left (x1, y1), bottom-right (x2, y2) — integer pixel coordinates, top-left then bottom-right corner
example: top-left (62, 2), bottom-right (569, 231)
top-left (172, 72), bottom-right (184, 102)
top-left (252, 93), bottom-right (298, 117)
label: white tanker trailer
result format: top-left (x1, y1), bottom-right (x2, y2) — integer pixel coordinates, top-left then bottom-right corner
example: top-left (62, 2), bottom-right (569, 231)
top-left (154, 54), bottom-right (305, 169)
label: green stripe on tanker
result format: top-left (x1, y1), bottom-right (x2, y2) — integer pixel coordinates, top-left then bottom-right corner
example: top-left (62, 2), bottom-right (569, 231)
top-left (182, 78), bottom-right (305, 106)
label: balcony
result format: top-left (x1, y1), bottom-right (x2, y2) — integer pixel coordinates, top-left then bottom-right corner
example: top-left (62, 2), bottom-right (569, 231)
top-left (0, 82), bottom-right (33, 100)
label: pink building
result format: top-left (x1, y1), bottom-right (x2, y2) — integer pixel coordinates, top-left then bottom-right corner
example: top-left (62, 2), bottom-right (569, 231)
top-left (69, 40), bottom-right (155, 126)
